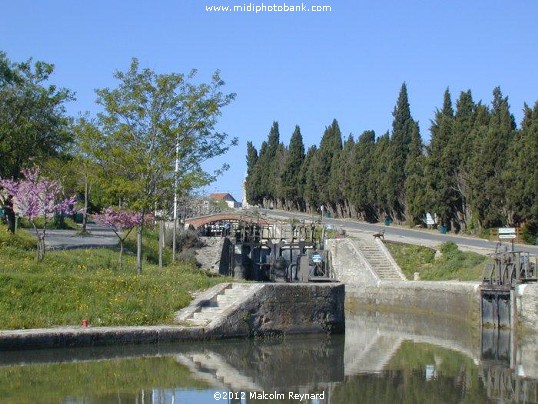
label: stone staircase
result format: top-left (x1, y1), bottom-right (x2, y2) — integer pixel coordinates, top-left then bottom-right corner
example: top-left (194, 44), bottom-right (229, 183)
top-left (353, 237), bottom-right (406, 281)
top-left (176, 283), bottom-right (262, 327)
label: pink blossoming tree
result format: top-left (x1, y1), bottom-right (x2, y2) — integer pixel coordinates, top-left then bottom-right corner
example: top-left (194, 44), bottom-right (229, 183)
top-left (92, 207), bottom-right (149, 269)
top-left (0, 167), bottom-right (76, 261)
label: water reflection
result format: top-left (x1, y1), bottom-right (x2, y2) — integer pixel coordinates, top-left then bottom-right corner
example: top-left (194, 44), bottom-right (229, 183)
top-left (1, 311), bottom-right (537, 403)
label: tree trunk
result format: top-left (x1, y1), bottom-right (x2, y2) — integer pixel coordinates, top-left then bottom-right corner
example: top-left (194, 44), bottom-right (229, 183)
top-left (33, 225), bottom-right (46, 261)
top-left (136, 222), bottom-right (143, 275)
top-left (82, 177), bottom-right (89, 233)
top-left (119, 240), bottom-right (124, 270)
top-left (5, 207), bottom-right (15, 234)
top-left (158, 219), bottom-right (164, 269)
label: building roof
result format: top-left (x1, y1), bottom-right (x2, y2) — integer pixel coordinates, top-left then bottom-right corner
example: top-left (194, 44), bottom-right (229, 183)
top-left (209, 193), bottom-right (237, 202)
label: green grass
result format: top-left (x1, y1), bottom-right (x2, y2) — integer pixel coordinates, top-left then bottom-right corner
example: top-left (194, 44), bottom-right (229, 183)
top-left (18, 215), bottom-right (78, 230)
top-left (385, 241), bottom-right (487, 281)
top-left (0, 225), bottom-right (232, 330)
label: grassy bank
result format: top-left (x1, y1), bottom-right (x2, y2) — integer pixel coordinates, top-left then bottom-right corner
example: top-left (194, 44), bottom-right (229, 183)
top-left (0, 226), bottom-right (232, 330)
top-left (385, 241), bottom-right (487, 281)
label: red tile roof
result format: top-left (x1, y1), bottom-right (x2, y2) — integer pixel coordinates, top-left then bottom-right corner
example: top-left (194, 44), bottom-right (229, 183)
top-left (209, 193), bottom-right (237, 202)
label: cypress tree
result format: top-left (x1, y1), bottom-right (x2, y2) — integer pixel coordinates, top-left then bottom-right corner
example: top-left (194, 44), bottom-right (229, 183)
top-left (471, 88), bottom-right (515, 228)
top-left (386, 83), bottom-right (419, 222)
top-left (371, 132), bottom-right (391, 219)
top-left (425, 88), bottom-right (459, 229)
top-left (300, 145), bottom-right (319, 213)
top-left (504, 103), bottom-right (537, 233)
top-left (312, 119), bottom-right (342, 211)
top-left (404, 121), bottom-right (427, 224)
top-left (452, 90), bottom-right (478, 231)
top-left (245, 141), bottom-right (259, 205)
top-left (336, 134), bottom-right (356, 217)
top-left (273, 142), bottom-right (287, 208)
top-left (255, 122), bottom-right (280, 207)
top-left (281, 126), bottom-right (305, 210)
top-left (351, 130), bottom-right (376, 221)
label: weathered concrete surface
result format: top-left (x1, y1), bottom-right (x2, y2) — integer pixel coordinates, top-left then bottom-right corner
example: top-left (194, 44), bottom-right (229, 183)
top-left (518, 331), bottom-right (538, 379)
top-left (346, 281), bottom-right (481, 324)
top-left (327, 238), bottom-right (378, 286)
top-left (0, 326), bottom-right (205, 351)
top-left (516, 283), bottom-right (538, 332)
top-left (175, 283), bottom-right (265, 327)
top-left (327, 238), bottom-right (405, 284)
top-left (0, 283), bottom-right (345, 351)
top-left (207, 283), bottom-right (346, 338)
top-left (196, 237), bottom-right (229, 273)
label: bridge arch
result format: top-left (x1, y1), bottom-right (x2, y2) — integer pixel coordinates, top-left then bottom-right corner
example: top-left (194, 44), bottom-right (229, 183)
top-left (184, 213), bottom-right (271, 229)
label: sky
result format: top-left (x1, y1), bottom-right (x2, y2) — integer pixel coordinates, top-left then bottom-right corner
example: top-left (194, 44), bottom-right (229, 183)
top-left (1, 1), bottom-right (537, 200)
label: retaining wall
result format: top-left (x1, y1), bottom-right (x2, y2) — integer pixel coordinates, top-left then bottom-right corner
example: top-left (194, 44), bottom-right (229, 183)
top-left (208, 283), bottom-right (345, 338)
top-left (516, 283), bottom-right (538, 331)
top-left (346, 281), bottom-right (482, 325)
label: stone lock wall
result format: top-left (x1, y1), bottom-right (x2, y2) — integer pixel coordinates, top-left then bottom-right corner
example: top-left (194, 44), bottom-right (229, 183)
top-left (208, 283), bottom-right (346, 338)
top-left (346, 281), bottom-right (481, 325)
top-left (516, 283), bottom-right (538, 331)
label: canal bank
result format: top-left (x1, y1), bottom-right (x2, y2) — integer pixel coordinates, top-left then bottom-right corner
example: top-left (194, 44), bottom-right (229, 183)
top-left (342, 268), bottom-right (538, 333)
top-left (0, 283), bottom-right (345, 351)
top-left (327, 238), bottom-right (538, 332)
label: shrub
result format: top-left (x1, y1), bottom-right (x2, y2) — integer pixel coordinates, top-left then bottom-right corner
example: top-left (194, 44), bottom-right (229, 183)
top-left (521, 222), bottom-right (537, 245)
top-left (0, 225), bottom-right (36, 250)
top-left (165, 228), bottom-right (205, 252)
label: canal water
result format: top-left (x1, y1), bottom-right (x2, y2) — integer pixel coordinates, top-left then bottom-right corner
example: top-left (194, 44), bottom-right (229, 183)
top-left (1, 310), bottom-right (537, 403)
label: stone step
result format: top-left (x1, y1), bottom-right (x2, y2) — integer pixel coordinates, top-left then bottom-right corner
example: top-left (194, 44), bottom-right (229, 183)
top-left (198, 306), bottom-right (223, 312)
top-left (186, 284), bottom-right (258, 325)
top-left (193, 312), bottom-right (221, 321)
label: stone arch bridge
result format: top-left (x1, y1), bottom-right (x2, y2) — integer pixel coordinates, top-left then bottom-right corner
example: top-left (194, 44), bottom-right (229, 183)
top-left (184, 213), bottom-right (271, 229)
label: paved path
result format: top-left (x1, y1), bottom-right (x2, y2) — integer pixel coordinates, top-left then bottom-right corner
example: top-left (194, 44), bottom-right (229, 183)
top-left (44, 223), bottom-right (119, 250)
top-left (255, 208), bottom-right (538, 256)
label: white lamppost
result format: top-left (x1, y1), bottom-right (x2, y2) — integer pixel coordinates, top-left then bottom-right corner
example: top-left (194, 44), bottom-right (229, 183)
top-left (172, 143), bottom-right (179, 261)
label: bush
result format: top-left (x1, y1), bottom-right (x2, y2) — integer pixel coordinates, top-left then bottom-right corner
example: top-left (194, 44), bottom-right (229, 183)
top-left (176, 249), bottom-right (200, 267)
top-left (439, 241), bottom-right (458, 255)
top-left (0, 225), bottom-right (36, 251)
top-left (521, 222), bottom-right (537, 245)
top-left (165, 228), bottom-right (205, 252)
top-left (18, 215), bottom-right (77, 230)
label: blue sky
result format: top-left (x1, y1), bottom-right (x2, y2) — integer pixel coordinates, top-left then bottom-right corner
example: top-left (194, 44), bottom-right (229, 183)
top-left (1, 1), bottom-right (537, 200)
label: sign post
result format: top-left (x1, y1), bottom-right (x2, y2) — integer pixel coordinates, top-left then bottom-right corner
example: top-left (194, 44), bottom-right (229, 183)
top-left (498, 227), bottom-right (516, 251)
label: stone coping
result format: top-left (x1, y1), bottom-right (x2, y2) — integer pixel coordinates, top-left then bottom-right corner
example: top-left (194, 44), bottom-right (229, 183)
top-left (0, 325), bottom-right (210, 351)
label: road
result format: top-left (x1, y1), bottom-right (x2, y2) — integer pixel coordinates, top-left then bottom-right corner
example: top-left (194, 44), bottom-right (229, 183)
top-left (44, 223), bottom-right (119, 250)
top-left (254, 208), bottom-right (538, 256)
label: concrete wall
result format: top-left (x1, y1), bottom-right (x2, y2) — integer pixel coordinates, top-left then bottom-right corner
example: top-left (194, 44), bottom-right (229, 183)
top-left (346, 281), bottom-right (481, 325)
top-left (326, 239), bottom-right (378, 286)
top-left (516, 283), bottom-right (538, 331)
top-left (208, 283), bottom-right (346, 338)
